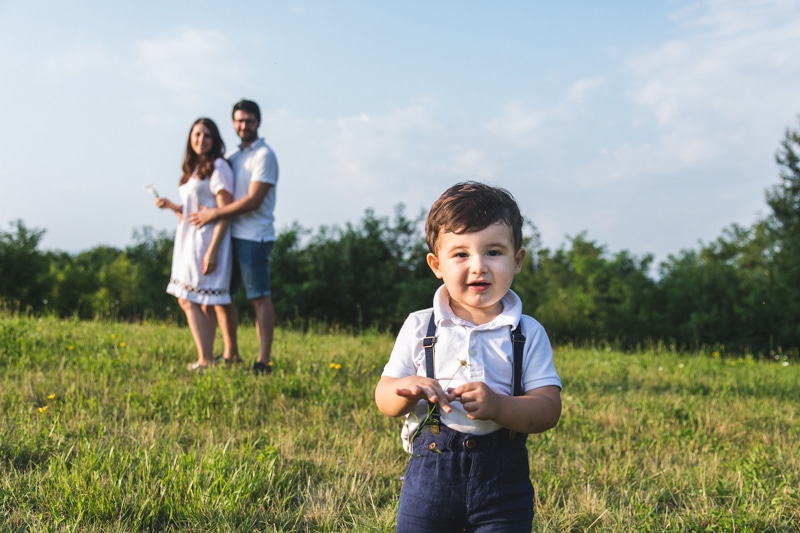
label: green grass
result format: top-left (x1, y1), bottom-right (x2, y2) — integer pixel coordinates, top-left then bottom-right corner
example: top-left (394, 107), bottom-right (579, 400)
top-left (1, 315), bottom-right (799, 532)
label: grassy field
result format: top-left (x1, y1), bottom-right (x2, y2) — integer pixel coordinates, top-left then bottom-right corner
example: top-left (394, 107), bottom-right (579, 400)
top-left (1, 315), bottom-right (798, 532)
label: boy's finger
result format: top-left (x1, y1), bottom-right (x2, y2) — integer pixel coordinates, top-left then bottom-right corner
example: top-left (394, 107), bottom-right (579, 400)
top-left (434, 391), bottom-right (453, 413)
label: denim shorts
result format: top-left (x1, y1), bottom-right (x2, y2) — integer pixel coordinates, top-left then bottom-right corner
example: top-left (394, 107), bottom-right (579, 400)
top-left (231, 238), bottom-right (273, 300)
top-left (396, 423), bottom-right (534, 533)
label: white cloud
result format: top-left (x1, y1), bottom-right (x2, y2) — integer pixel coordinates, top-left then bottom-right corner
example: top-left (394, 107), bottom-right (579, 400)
top-left (36, 43), bottom-right (114, 83)
top-left (485, 102), bottom-right (549, 148)
top-left (632, 0), bottom-right (800, 128)
top-left (265, 105), bottom-right (451, 229)
top-left (566, 77), bottom-right (606, 103)
top-left (575, 0), bottom-right (800, 187)
top-left (329, 105), bottom-right (440, 189)
top-left (442, 147), bottom-right (498, 181)
top-left (485, 77), bottom-right (604, 151)
top-left (132, 28), bottom-right (246, 105)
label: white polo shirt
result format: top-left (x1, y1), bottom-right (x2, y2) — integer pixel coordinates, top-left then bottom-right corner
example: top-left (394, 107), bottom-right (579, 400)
top-left (381, 286), bottom-right (562, 451)
top-left (227, 138), bottom-right (279, 242)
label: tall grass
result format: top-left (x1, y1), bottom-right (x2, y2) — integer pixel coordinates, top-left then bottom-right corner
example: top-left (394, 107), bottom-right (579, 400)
top-left (1, 315), bottom-right (798, 532)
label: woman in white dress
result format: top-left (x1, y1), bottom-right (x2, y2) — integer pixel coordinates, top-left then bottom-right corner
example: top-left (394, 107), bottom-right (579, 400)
top-left (155, 118), bottom-right (234, 370)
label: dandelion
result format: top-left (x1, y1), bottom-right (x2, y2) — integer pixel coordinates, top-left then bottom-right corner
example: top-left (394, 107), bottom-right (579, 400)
top-left (111, 333), bottom-right (116, 339)
top-left (712, 351), bottom-right (720, 358)
top-left (143, 183), bottom-right (160, 198)
top-left (119, 342), bottom-right (126, 348)
top-left (678, 363), bottom-right (684, 369)
top-left (440, 359), bottom-right (469, 392)
top-left (329, 362), bottom-right (342, 370)
top-left (38, 406), bottom-right (48, 414)
top-left (782, 361), bottom-right (790, 367)
top-left (47, 394), bottom-right (56, 400)
top-left (68, 345), bottom-right (74, 351)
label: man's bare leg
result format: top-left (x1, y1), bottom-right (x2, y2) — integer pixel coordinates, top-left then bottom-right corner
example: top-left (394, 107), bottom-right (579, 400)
top-left (251, 295), bottom-right (274, 373)
top-left (215, 303), bottom-right (240, 363)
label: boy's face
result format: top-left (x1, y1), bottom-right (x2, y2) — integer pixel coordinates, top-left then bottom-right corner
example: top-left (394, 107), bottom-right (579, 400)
top-left (426, 223), bottom-right (525, 325)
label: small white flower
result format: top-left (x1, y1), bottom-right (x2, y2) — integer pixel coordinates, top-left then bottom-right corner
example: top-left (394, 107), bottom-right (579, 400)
top-left (143, 183), bottom-right (159, 197)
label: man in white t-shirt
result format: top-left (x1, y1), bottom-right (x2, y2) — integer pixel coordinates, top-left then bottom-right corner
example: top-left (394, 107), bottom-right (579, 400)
top-left (189, 99), bottom-right (279, 375)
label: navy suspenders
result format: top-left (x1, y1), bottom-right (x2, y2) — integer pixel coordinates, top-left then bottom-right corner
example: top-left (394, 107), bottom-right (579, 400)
top-left (422, 312), bottom-right (526, 397)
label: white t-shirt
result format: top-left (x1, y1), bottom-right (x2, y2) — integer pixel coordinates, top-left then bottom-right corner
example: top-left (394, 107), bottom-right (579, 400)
top-left (227, 138), bottom-right (279, 242)
top-left (381, 286), bottom-right (562, 452)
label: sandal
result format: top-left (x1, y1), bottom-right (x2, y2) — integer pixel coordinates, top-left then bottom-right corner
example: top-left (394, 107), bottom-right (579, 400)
top-left (215, 355), bottom-right (242, 366)
top-left (187, 360), bottom-right (216, 372)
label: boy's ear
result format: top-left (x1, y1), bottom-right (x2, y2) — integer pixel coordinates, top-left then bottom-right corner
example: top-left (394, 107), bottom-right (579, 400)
top-left (514, 247), bottom-right (526, 274)
top-left (426, 252), bottom-right (443, 279)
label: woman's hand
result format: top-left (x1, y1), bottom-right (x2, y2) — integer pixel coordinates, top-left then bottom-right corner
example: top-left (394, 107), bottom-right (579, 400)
top-left (202, 250), bottom-right (218, 275)
top-left (155, 198), bottom-right (182, 220)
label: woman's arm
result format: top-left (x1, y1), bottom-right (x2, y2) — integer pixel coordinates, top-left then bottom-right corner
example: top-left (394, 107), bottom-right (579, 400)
top-left (155, 197), bottom-right (183, 220)
top-left (202, 189), bottom-right (233, 275)
top-left (189, 180), bottom-right (271, 227)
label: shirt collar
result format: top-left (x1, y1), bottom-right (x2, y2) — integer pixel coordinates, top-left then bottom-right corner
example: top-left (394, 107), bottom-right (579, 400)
top-left (238, 137), bottom-right (265, 151)
top-left (432, 285), bottom-right (522, 330)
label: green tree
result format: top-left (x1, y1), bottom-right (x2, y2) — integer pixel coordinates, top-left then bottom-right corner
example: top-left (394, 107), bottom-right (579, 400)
top-left (516, 233), bottom-right (656, 348)
top-left (124, 227), bottom-right (175, 319)
top-left (269, 206), bottom-right (436, 331)
top-left (0, 220), bottom-right (50, 313)
top-left (764, 119), bottom-right (800, 346)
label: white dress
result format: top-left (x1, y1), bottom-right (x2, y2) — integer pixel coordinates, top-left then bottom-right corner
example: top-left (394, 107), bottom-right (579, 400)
top-left (166, 158), bottom-right (234, 305)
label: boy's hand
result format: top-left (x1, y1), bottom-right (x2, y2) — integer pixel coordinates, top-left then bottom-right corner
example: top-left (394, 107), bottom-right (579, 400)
top-left (396, 376), bottom-right (453, 413)
top-left (448, 382), bottom-right (500, 421)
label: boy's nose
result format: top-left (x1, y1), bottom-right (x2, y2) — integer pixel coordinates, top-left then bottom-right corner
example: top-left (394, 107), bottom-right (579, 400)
top-left (470, 258), bottom-right (487, 273)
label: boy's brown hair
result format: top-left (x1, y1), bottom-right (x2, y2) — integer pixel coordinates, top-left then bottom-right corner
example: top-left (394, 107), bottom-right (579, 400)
top-left (425, 181), bottom-right (524, 254)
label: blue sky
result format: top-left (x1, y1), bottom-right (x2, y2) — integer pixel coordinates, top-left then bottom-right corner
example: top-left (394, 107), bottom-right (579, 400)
top-left (1, 0), bottom-right (799, 264)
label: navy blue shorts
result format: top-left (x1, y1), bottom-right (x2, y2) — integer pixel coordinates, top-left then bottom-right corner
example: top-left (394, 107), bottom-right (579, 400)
top-left (396, 423), bottom-right (534, 533)
top-left (231, 238), bottom-right (273, 300)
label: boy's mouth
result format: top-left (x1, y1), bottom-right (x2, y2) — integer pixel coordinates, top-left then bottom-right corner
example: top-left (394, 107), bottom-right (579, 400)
top-left (468, 281), bottom-right (490, 288)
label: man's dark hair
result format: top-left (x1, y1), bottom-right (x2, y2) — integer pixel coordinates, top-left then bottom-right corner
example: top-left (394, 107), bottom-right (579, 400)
top-left (425, 181), bottom-right (524, 254)
top-left (232, 99), bottom-right (261, 122)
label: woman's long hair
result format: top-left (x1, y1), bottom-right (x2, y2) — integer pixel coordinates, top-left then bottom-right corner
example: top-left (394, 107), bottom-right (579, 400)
top-left (180, 118), bottom-right (226, 185)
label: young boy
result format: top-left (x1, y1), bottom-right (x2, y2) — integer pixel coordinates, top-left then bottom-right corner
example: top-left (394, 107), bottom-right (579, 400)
top-left (375, 181), bottom-right (562, 533)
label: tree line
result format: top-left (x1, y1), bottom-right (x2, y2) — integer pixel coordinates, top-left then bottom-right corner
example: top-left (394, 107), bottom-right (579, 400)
top-left (3, 121), bottom-right (800, 357)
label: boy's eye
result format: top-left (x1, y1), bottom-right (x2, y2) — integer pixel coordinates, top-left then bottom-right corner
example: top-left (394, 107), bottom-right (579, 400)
top-left (487, 250), bottom-right (502, 256)
top-left (455, 252), bottom-right (469, 258)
